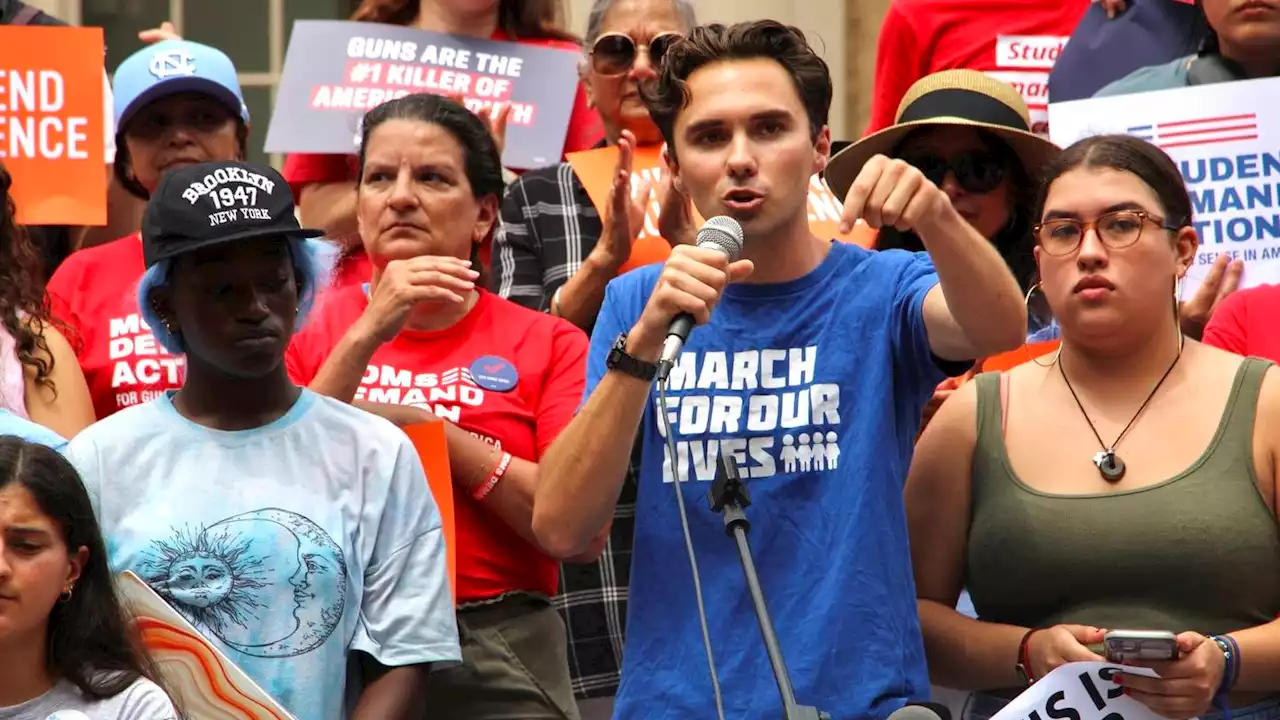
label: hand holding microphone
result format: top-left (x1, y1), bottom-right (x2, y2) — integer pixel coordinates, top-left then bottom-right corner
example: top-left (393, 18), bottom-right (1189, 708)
top-left (626, 217), bottom-right (753, 371)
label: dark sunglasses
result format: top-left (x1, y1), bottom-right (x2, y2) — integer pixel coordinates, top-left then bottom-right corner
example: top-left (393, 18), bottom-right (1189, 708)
top-left (900, 152), bottom-right (1007, 195)
top-left (590, 32), bottom-right (682, 76)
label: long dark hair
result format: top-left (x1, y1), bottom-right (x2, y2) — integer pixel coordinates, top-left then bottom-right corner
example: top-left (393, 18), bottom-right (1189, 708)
top-left (357, 94), bottom-right (505, 283)
top-left (0, 163), bottom-right (60, 394)
top-left (350, 0), bottom-right (577, 42)
top-left (877, 130), bottom-right (1038, 291)
top-left (0, 438), bottom-right (168, 701)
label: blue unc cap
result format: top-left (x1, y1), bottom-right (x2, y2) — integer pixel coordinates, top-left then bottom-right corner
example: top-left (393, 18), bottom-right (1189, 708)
top-left (112, 40), bottom-right (250, 130)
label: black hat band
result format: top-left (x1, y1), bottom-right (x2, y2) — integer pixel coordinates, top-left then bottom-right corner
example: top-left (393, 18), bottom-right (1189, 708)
top-left (897, 88), bottom-right (1031, 133)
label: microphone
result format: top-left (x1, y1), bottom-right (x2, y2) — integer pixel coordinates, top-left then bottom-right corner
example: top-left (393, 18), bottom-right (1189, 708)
top-left (657, 216), bottom-right (745, 381)
top-left (887, 702), bottom-right (952, 720)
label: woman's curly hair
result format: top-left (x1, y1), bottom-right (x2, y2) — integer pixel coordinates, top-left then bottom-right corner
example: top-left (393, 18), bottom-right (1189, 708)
top-left (0, 163), bottom-right (58, 394)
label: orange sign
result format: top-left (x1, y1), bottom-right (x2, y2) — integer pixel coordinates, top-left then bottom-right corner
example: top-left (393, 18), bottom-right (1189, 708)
top-left (0, 26), bottom-right (106, 226)
top-left (403, 420), bottom-right (457, 603)
top-left (566, 144), bottom-right (874, 274)
top-left (118, 571), bottom-right (297, 719)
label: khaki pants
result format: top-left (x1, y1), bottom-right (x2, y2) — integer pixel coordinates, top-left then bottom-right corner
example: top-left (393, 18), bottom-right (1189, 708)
top-left (425, 595), bottom-right (580, 719)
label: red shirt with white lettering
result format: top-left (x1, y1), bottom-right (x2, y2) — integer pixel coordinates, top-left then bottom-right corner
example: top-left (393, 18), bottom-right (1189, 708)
top-left (286, 286), bottom-right (588, 602)
top-left (866, 0), bottom-right (1089, 136)
top-left (47, 233), bottom-right (185, 419)
top-left (1203, 284), bottom-right (1280, 363)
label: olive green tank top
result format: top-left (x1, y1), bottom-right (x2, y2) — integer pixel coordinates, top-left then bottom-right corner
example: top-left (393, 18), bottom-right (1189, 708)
top-left (966, 358), bottom-right (1280, 634)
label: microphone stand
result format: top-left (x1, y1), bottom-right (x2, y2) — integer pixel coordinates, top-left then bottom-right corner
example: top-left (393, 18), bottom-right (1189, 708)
top-left (708, 455), bottom-right (832, 720)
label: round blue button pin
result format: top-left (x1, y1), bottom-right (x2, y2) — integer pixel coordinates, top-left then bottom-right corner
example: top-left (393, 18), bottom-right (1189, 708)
top-left (470, 355), bottom-right (519, 392)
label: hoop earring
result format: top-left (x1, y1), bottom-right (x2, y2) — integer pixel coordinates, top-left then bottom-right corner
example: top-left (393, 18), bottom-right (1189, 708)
top-left (1174, 275), bottom-right (1183, 325)
top-left (59, 585), bottom-right (73, 603)
top-left (1024, 283), bottom-right (1061, 368)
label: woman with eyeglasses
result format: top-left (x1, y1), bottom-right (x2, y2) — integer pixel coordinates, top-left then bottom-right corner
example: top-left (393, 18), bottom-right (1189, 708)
top-left (905, 133), bottom-right (1280, 720)
top-left (826, 70), bottom-right (1235, 430)
top-left (493, 0), bottom-right (697, 329)
top-left (283, 0), bottom-right (602, 289)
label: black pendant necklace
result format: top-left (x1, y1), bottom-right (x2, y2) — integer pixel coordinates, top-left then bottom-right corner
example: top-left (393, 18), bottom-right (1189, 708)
top-left (1058, 335), bottom-right (1184, 483)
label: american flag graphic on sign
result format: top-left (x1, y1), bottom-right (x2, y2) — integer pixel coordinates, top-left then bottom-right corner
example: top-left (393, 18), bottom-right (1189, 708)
top-left (1127, 113), bottom-right (1260, 150)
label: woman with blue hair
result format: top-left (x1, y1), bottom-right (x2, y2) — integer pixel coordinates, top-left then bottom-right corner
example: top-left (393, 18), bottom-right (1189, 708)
top-left (64, 160), bottom-right (460, 720)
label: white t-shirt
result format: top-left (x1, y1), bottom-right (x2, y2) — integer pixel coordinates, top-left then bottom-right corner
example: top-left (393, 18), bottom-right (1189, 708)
top-left (66, 390), bottom-right (460, 720)
top-left (0, 677), bottom-right (176, 720)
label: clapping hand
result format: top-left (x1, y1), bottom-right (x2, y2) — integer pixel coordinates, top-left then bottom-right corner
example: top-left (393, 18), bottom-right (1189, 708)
top-left (657, 145), bottom-right (695, 247)
top-left (589, 129), bottom-right (654, 271)
top-left (1179, 253), bottom-right (1243, 339)
top-left (447, 94), bottom-right (511, 157)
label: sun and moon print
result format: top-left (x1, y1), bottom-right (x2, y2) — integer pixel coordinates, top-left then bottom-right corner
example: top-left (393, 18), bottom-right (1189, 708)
top-left (137, 508), bottom-right (350, 658)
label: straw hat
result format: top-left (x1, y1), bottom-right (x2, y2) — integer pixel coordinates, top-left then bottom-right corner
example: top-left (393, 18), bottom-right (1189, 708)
top-left (825, 69), bottom-right (1061, 201)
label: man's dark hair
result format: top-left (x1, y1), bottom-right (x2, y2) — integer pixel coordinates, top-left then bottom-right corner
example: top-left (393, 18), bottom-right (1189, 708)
top-left (643, 20), bottom-right (832, 159)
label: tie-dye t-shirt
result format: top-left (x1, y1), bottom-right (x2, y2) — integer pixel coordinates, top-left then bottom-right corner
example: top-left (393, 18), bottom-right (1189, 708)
top-left (66, 390), bottom-right (459, 720)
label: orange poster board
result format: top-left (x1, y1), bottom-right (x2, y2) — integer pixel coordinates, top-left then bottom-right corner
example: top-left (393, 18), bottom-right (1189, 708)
top-left (981, 341), bottom-right (1060, 372)
top-left (403, 420), bottom-right (457, 603)
top-left (0, 26), bottom-right (106, 226)
top-left (117, 572), bottom-right (297, 719)
top-left (566, 145), bottom-right (874, 274)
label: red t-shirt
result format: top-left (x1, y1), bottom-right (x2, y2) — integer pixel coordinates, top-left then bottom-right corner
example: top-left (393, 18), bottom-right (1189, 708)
top-left (866, 0), bottom-right (1090, 137)
top-left (286, 286), bottom-right (588, 602)
top-left (46, 233), bottom-right (185, 419)
top-left (1203, 284), bottom-right (1280, 362)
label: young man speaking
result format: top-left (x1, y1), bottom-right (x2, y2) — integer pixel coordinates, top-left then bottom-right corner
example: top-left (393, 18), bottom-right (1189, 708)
top-left (534, 20), bottom-right (1027, 719)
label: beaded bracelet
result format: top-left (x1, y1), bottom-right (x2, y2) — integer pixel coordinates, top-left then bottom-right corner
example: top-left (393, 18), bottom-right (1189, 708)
top-left (1210, 634), bottom-right (1240, 720)
top-left (472, 452), bottom-right (512, 501)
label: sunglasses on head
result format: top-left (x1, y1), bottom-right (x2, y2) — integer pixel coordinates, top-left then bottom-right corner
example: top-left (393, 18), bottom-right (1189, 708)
top-left (900, 151), bottom-right (1007, 195)
top-left (590, 32), bottom-right (682, 76)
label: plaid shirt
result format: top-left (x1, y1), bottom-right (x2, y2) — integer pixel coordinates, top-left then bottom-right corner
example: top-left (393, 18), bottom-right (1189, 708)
top-left (493, 162), bottom-right (604, 310)
top-left (493, 161), bottom-right (635, 699)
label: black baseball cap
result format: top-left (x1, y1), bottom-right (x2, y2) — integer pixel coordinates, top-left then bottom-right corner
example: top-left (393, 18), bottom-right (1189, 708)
top-left (141, 160), bottom-right (324, 268)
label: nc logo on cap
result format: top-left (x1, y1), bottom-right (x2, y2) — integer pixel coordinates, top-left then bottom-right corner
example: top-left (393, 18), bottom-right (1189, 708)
top-left (150, 50), bottom-right (197, 80)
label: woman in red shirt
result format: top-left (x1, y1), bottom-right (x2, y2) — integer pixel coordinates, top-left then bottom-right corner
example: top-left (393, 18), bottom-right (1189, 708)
top-left (284, 0), bottom-right (603, 288)
top-left (286, 93), bottom-right (604, 719)
top-left (46, 40), bottom-right (251, 420)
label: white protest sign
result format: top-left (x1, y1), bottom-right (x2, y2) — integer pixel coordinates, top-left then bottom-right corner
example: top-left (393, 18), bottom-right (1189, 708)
top-left (989, 662), bottom-right (1182, 720)
top-left (1048, 76), bottom-right (1280, 300)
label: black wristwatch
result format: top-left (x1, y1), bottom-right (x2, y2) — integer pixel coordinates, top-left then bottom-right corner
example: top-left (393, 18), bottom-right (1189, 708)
top-left (606, 333), bottom-right (658, 381)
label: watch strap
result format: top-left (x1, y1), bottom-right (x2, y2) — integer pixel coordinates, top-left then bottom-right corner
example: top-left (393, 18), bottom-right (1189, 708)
top-left (607, 333), bottom-right (658, 381)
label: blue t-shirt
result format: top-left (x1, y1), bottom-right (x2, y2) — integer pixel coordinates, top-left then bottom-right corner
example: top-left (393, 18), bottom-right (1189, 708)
top-left (66, 390), bottom-right (460, 720)
top-left (585, 242), bottom-right (959, 719)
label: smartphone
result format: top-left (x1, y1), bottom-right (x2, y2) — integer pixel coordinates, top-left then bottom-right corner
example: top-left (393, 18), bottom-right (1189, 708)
top-left (1104, 630), bottom-right (1178, 662)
